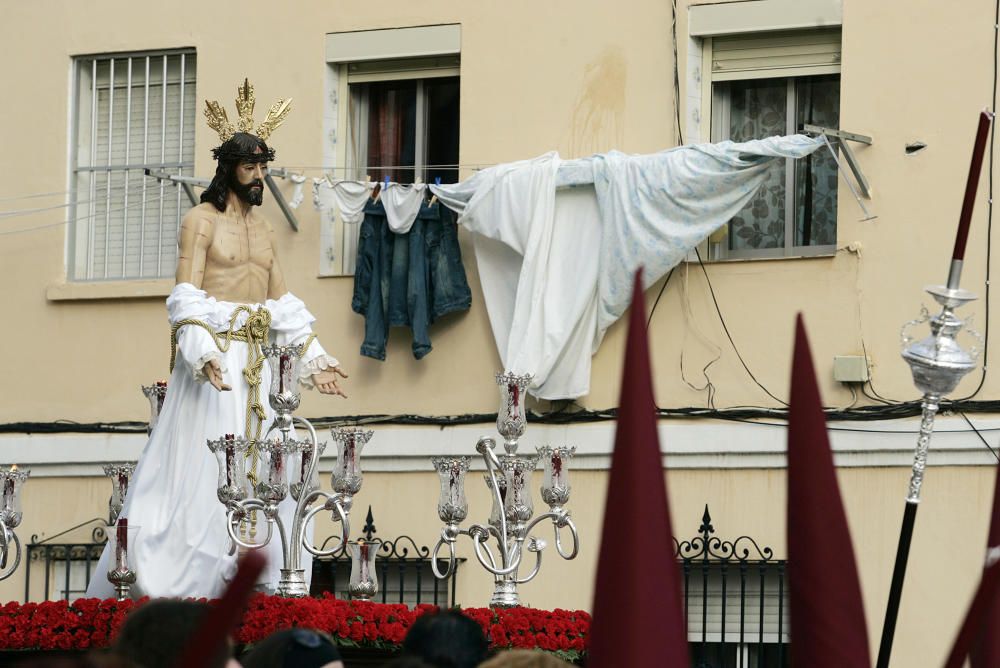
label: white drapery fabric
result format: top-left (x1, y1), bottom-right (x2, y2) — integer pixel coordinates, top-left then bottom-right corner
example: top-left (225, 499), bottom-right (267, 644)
top-left (430, 135), bottom-right (825, 399)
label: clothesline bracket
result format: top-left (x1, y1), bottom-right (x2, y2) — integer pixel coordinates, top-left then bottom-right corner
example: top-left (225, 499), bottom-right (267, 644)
top-left (144, 169), bottom-right (202, 207)
top-left (144, 168), bottom-right (302, 232)
top-left (802, 123), bottom-right (874, 200)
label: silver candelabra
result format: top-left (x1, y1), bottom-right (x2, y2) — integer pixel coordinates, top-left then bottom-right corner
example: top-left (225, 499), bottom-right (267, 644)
top-left (431, 372), bottom-right (580, 607)
top-left (0, 466), bottom-right (28, 581)
top-left (207, 343), bottom-right (371, 597)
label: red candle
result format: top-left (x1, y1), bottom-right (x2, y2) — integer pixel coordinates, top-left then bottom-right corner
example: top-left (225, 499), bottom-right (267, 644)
top-left (359, 541), bottom-right (369, 580)
top-left (279, 354), bottom-right (289, 394)
top-left (952, 111), bottom-right (994, 262)
top-left (300, 448), bottom-right (312, 486)
top-left (116, 517), bottom-right (128, 568)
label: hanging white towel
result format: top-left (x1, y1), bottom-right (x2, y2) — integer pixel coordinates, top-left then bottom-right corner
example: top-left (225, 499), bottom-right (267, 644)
top-left (313, 179), bottom-right (374, 224)
top-left (288, 174), bottom-right (307, 209)
top-left (382, 183), bottom-right (428, 233)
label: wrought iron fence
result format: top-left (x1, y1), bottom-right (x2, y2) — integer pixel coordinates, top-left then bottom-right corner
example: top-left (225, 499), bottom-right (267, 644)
top-left (310, 507), bottom-right (463, 607)
top-left (25, 518), bottom-right (108, 602)
top-left (676, 506), bottom-right (789, 668)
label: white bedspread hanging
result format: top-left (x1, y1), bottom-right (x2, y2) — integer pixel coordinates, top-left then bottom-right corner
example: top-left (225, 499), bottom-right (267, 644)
top-left (430, 135), bottom-right (825, 400)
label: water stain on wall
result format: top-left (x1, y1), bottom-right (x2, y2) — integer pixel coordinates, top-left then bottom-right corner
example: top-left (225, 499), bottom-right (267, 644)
top-left (568, 47), bottom-right (627, 157)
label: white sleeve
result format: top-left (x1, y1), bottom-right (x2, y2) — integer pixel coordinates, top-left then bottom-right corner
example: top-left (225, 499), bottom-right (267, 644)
top-left (167, 283), bottom-right (227, 383)
top-left (265, 292), bottom-right (340, 389)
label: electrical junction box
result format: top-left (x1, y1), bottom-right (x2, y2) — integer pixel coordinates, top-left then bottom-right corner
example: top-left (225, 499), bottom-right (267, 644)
top-left (833, 355), bottom-right (870, 383)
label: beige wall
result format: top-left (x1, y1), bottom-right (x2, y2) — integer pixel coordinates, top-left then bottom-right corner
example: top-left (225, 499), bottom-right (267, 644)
top-left (2, 1), bottom-right (1000, 666)
top-left (4, 0), bottom-right (997, 421)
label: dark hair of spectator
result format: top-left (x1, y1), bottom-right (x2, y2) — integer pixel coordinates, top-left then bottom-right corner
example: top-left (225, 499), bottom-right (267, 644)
top-left (241, 628), bottom-right (343, 668)
top-left (112, 600), bottom-right (231, 668)
top-left (401, 609), bottom-right (489, 668)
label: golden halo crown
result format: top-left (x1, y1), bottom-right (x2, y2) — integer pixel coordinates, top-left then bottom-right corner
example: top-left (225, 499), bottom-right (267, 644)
top-left (203, 78), bottom-right (292, 143)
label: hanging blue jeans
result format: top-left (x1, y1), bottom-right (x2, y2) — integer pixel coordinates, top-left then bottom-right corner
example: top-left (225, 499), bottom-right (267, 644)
top-left (352, 201), bottom-right (471, 360)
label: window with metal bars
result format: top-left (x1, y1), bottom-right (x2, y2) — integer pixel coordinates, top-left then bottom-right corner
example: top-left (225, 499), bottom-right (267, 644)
top-left (69, 49), bottom-right (196, 281)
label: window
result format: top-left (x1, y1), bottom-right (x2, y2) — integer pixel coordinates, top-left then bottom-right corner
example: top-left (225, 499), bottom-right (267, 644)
top-left (70, 50), bottom-right (196, 281)
top-left (348, 64), bottom-right (461, 187)
top-left (706, 29), bottom-right (841, 259)
top-left (323, 26), bottom-right (461, 275)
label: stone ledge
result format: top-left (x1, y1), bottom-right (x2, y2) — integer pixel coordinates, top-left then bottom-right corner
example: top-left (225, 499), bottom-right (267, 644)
top-left (46, 279), bottom-right (174, 301)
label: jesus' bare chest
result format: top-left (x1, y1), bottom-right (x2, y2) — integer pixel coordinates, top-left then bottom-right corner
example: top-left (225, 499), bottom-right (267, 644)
top-left (201, 211), bottom-right (274, 303)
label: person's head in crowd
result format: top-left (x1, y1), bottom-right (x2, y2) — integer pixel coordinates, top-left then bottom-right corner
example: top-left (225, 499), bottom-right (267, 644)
top-left (401, 609), bottom-right (489, 668)
top-left (478, 649), bottom-right (574, 667)
top-left (240, 628), bottom-right (344, 668)
top-left (112, 600), bottom-right (238, 668)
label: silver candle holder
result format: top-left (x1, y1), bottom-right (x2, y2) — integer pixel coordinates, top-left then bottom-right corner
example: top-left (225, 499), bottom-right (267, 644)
top-left (432, 373), bottom-right (580, 608)
top-left (107, 518), bottom-right (140, 601)
top-left (102, 463), bottom-right (136, 525)
top-left (0, 465), bottom-right (28, 581)
top-left (141, 381), bottom-right (167, 435)
top-left (207, 343), bottom-right (369, 598)
top-left (348, 538), bottom-right (381, 600)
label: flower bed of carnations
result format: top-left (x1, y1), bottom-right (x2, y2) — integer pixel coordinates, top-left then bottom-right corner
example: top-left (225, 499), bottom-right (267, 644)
top-left (0, 594), bottom-right (590, 662)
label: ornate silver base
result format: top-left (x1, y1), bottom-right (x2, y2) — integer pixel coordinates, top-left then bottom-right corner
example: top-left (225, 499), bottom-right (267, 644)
top-left (489, 580), bottom-right (521, 608)
top-left (108, 568), bottom-right (136, 602)
top-left (276, 568), bottom-right (309, 598)
top-left (349, 581), bottom-right (377, 601)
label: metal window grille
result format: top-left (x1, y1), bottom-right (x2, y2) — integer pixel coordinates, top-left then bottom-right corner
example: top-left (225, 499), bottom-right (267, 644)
top-left (69, 49), bottom-right (197, 281)
top-left (311, 535), bottom-right (463, 607)
top-left (25, 519), bottom-right (108, 602)
top-left (677, 507), bottom-right (789, 668)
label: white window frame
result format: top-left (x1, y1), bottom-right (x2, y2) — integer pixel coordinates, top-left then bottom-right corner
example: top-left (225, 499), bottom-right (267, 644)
top-left (703, 30), bottom-right (841, 261)
top-left (321, 26), bottom-right (460, 277)
top-left (688, 0), bottom-right (842, 262)
top-left (68, 48), bottom-right (196, 281)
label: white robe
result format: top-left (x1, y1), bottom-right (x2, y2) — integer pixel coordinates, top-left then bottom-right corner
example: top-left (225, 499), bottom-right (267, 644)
top-left (85, 284), bottom-right (339, 599)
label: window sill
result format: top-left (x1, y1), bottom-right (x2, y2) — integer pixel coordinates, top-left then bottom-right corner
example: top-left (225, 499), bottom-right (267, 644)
top-left (46, 278), bottom-right (174, 302)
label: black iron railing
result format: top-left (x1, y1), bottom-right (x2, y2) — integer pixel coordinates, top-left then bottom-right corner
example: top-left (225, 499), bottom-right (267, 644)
top-left (25, 518), bottom-right (108, 602)
top-left (310, 507), bottom-right (463, 607)
top-left (676, 506), bottom-right (789, 668)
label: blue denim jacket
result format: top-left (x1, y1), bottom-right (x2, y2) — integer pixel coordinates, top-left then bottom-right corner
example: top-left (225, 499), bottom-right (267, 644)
top-left (352, 201), bottom-right (472, 360)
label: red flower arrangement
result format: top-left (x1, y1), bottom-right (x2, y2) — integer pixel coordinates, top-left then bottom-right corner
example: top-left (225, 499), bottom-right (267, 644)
top-left (0, 595), bottom-right (590, 662)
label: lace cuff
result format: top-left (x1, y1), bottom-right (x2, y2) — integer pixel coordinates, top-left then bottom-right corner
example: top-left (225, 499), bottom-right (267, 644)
top-left (299, 354), bottom-right (342, 389)
top-left (176, 325), bottom-right (228, 384)
top-left (191, 351), bottom-right (228, 384)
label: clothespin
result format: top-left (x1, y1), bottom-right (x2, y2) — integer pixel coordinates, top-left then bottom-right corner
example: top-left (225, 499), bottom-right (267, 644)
top-left (429, 176), bottom-right (441, 206)
top-left (373, 175), bottom-right (389, 202)
top-left (369, 174), bottom-right (381, 201)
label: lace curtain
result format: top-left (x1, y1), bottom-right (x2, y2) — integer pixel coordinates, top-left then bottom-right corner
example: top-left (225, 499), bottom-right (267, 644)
top-left (726, 75), bottom-right (840, 252)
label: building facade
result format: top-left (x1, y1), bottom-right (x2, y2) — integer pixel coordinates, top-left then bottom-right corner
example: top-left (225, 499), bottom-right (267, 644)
top-left (1, 0), bottom-right (997, 664)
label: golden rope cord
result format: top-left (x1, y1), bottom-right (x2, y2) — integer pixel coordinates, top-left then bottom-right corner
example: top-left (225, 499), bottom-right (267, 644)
top-left (169, 307), bottom-right (316, 504)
